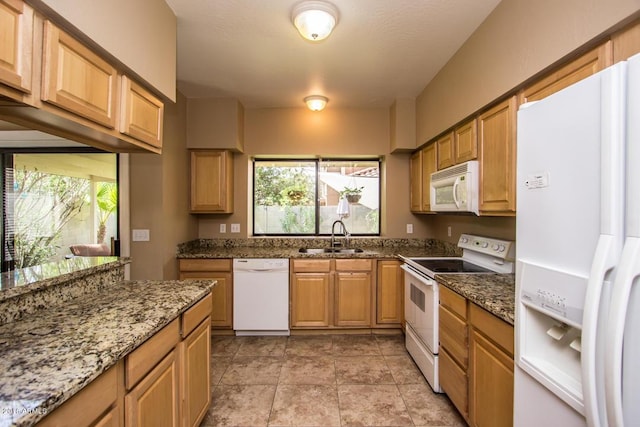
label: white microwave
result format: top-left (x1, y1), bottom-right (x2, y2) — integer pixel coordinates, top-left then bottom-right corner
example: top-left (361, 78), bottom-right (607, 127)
top-left (429, 160), bottom-right (479, 215)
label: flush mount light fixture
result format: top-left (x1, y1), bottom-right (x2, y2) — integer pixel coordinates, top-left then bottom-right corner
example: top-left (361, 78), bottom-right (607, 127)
top-left (292, 1), bottom-right (339, 41)
top-left (304, 95), bottom-right (329, 111)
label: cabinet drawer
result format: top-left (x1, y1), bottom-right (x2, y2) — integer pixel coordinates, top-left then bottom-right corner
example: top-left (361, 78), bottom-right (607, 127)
top-left (182, 293), bottom-right (212, 337)
top-left (469, 303), bottom-right (514, 357)
top-left (335, 259), bottom-right (372, 271)
top-left (38, 362), bottom-right (120, 427)
top-left (440, 348), bottom-right (468, 420)
top-left (126, 318), bottom-right (180, 389)
top-left (179, 258), bottom-right (232, 272)
top-left (439, 305), bottom-right (468, 368)
top-left (292, 259), bottom-right (331, 272)
top-left (439, 285), bottom-right (467, 319)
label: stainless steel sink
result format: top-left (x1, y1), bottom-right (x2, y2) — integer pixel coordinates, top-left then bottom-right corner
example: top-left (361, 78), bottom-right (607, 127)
top-left (298, 247), bottom-right (364, 254)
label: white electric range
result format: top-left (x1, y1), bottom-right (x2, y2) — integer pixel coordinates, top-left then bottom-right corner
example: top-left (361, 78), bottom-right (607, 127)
top-left (398, 234), bottom-right (515, 392)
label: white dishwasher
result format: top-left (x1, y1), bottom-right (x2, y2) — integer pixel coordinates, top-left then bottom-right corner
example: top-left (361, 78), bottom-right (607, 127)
top-left (233, 258), bottom-right (290, 336)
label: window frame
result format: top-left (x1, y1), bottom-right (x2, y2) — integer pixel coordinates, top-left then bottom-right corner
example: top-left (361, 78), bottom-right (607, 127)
top-left (0, 147), bottom-right (120, 272)
top-left (252, 157), bottom-right (381, 237)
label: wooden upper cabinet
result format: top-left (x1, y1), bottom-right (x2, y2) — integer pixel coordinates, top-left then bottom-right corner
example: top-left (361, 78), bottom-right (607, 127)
top-left (41, 21), bottom-right (118, 128)
top-left (0, 0), bottom-right (33, 96)
top-left (454, 119), bottom-right (477, 164)
top-left (120, 76), bottom-right (164, 148)
top-left (421, 143), bottom-right (437, 212)
top-left (612, 20), bottom-right (640, 62)
top-left (519, 42), bottom-right (612, 104)
top-left (436, 132), bottom-right (454, 170)
top-left (190, 150), bottom-right (234, 213)
top-left (478, 96), bottom-right (517, 215)
top-left (409, 150), bottom-right (422, 212)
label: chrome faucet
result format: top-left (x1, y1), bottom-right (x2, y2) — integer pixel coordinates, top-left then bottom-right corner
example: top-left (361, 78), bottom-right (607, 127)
top-left (331, 220), bottom-right (350, 249)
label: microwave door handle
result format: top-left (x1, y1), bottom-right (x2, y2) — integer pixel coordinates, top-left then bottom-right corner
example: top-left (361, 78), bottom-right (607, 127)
top-left (452, 176), bottom-right (462, 208)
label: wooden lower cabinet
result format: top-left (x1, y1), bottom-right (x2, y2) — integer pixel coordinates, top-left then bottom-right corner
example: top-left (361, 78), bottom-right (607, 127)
top-left (468, 303), bottom-right (514, 427)
top-left (291, 258), bottom-right (374, 329)
top-left (335, 271), bottom-right (371, 326)
top-left (180, 319), bottom-right (211, 427)
top-left (179, 259), bottom-right (233, 330)
top-left (291, 271), bottom-right (332, 327)
top-left (376, 260), bottom-right (403, 326)
top-left (125, 350), bottom-right (179, 427)
top-left (438, 286), bottom-right (514, 426)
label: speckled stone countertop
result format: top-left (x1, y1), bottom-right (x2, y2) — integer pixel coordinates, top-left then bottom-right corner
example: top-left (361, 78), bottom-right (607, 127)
top-left (436, 273), bottom-right (515, 325)
top-left (0, 279), bottom-right (215, 427)
top-left (177, 237), bottom-right (462, 259)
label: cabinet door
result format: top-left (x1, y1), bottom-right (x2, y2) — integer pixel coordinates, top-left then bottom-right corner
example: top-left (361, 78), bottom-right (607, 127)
top-left (180, 271), bottom-right (233, 329)
top-left (420, 143), bottom-right (437, 212)
top-left (468, 329), bottom-right (514, 427)
top-left (180, 319), bottom-right (211, 427)
top-left (409, 150), bottom-right (423, 212)
top-left (478, 97), bottom-right (517, 215)
top-left (454, 119), bottom-right (477, 164)
top-left (126, 350), bottom-right (179, 427)
top-left (0, 0), bottom-right (32, 95)
top-left (190, 150), bottom-right (234, 213)
top-left (41, 21), bottom-right (118, 128)
top-left (291, 272), bottom-right (331, 327)
top-left (436, 132), bottom-right (454, 170)
top-left (335, 271), bottom-right (372, 327)
top-left (376, 260), bottom-right (403, 325)
top-left (520, 42), bottom-right (611, 103)
top-left (120, 76), bottom-right (164, 148)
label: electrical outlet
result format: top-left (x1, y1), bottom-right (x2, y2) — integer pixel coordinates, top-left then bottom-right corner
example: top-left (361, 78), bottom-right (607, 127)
top-left (132, 229), bottom-right (150, 242)
top-left (220, 223), bottom-right (227, 233)
top-left (448, 226), bottom-right (452, 237)
top-left (231, 223), bottom-right (240, 233)
top-left (406, 224), bottom-right (413, 234)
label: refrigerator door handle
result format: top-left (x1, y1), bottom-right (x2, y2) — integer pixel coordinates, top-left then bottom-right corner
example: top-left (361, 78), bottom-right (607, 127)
top-left (582, 234), bottom-right (618, 427)
top-left (605, 237), bottom-right (640, 427)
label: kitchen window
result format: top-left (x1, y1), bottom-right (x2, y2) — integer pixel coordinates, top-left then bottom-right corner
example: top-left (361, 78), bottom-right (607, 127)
top-left (253, 159), bottom-right (380, 236)
top-left (1, 150), bottom-right (118, 272)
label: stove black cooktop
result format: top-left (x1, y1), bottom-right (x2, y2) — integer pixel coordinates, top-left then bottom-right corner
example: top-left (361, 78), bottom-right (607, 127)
top-left (412, 258), bottom-right (493, 273)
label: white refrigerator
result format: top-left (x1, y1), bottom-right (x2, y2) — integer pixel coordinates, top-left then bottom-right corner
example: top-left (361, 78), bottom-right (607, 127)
top-left (515, 53), bottom-right (640, 427)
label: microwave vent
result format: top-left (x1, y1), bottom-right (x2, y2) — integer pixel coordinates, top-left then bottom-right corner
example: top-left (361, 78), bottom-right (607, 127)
top-left (431, 160), bottom-right (478, 181)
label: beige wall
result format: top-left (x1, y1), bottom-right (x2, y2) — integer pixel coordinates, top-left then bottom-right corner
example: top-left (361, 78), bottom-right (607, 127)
top-left (186, 99), bottom-right (245, 151)
top-left (196, 107), bottom-right (433, 238)
top-left (130, 92), bottom-right (198, 280)
top-left (416, 0), bottom-right (640, 145)
top-left (32, 0), bottom-right (177, 101)
top-left (428, 215), bottom-right (516, 245)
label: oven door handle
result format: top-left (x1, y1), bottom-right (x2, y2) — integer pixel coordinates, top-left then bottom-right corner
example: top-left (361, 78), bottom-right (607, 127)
top-left (401, 264), bottom-right (437, 287)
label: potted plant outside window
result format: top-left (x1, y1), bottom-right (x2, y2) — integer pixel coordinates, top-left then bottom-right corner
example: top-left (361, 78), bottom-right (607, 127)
top-left (340, 186), bottom-right (363, 204)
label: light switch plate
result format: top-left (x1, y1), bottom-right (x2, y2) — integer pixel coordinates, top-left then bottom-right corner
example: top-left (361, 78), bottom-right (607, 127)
top-left (406, 224), bottom-right (413, 234)
top-left (132, 229), bottom-right (150, 242)
top-left (231, 223), bottom-right (240, 233)
top-left (220, 224), bottom-right (227, 233)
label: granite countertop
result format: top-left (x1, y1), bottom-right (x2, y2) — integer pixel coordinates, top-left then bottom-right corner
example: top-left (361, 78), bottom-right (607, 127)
top-left (176, 237), bottom-right (462, 260)
top-left (436, 273), bottom-right (515, 325)
top-left (0, 279), bottom-right (215, 427)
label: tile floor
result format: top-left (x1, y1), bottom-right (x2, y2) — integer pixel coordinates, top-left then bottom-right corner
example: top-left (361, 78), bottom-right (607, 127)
top-left (201, 334), bottom-right (466, 427)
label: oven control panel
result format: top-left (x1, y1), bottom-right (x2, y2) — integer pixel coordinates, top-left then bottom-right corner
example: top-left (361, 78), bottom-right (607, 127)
top-left (458, 234), bottom-right (515, 260)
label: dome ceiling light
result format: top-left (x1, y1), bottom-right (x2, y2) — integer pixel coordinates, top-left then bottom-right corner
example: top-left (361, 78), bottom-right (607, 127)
top-left (291, 1), bottom-right (339, 42)
top-left (304, 95), bottom-right (329, 111)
